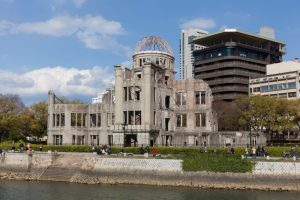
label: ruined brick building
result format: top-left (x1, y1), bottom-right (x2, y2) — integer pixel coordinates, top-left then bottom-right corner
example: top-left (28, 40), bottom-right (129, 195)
top-left (47, 36), bottom-right (218, 146)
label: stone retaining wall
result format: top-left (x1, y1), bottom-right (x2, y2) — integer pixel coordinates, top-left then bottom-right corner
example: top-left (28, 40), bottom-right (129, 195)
top-left (253, 161), bottom-right (300, 175)
top-left (82, 156), bottom-right (182, 172)
top-left (1, 153), bottom-right (300, 191)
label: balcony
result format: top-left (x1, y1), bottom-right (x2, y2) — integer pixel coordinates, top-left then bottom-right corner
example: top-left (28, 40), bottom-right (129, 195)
top-left (194, 55), bottom-right (268, 66)
top-left (206, 77), bottom-right (249, 86)
top-left (195, 69), bottom-right (263, 80)
top-left (212, 85), bottom-right (249, 93)
top-left (194, 61), bottom-right (266, 73)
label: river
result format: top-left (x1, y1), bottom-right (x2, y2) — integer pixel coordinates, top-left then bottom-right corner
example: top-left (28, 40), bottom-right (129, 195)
top-left (0, 180), bottom-right (299, 200)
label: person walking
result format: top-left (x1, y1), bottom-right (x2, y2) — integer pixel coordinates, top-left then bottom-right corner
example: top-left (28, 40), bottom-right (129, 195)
top-left (245, 147), bottom-right (249, 159)
top-left (252, 146), bottom-right (256, 159)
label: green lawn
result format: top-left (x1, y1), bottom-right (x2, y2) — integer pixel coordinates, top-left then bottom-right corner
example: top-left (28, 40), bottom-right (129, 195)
top-left (182, 154), bottom-right (254, 173)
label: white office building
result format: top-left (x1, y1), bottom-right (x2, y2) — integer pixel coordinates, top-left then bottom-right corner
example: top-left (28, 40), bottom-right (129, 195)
top-left (180, 28), bottom-right (208, 80)
top-left (249, 59), bottom-right (300, 99)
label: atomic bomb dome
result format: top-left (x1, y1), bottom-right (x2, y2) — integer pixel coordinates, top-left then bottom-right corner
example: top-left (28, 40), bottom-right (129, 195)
top-left (134, 36), bottom-right (173, 56)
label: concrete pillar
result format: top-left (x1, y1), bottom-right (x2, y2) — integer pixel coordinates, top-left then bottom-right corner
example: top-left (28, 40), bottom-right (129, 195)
top-left (48, 90), bottom-right (54, 129)
top-left (47, 90), bottom-right (55, 145)
top-left (114, 65), bottom-right (124, 125)
top-left (142, 64), bottom-right (153, 127)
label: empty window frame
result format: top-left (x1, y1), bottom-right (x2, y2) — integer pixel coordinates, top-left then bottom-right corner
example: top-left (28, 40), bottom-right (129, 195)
top-left (195, 113), bottom-right (206, 127)
top-left (90, 114), bottom-right (96, 127)
top-left (165, 96), bottom-right (170, 109)
top-left (176, 92), bottom-right (186, 106)
top-left (135, 111), bottom-right (141, 125)
top-left (195, 91), bottom-right (206, 104)
top-left (71, 113), bottom-right (76, 127)
top-left (97, 113), bottom-right (101, 127)
top-left (177, 113), bottom-right (187, 127)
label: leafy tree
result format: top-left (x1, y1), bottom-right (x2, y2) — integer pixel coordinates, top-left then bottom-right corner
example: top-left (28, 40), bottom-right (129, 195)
top-left (213, 100), bottom-right (243, 131)
top-left (237, 95), bottom-right (295, 143)
top-left (0, 96), bottom-right (22, 142)
top-left (30, 102), bottom-right (48, 137)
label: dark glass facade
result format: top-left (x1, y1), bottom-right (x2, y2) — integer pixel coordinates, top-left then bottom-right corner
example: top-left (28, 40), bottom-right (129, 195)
top-left (193, 32), bottom-right (285, 101)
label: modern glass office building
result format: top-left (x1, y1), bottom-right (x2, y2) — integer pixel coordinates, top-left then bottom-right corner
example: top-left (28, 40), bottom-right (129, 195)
top-left (193, 28), bottom-right (286, 101)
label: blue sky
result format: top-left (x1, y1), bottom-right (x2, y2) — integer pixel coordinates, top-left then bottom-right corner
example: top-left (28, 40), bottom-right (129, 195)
top-left (0, 0), bottom-right (300, 105)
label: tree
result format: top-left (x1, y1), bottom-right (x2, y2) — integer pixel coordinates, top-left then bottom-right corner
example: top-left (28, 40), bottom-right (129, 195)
top-left (30, 102), bottom-right (48, 137)
top-left (238, 95), bottom-right (295, 143)
top-left (213, 100), bottom-right (243, 131)
top-left (289, 99), bottom-right (300, 131)
top-left (0, 96), bottom-right (22, 142)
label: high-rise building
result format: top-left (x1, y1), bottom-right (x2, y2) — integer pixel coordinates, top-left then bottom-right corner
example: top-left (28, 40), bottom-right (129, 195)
top-left (193, 27), bottom-right (286, 101)
top-left (180, 28), bottom-right (208, 80)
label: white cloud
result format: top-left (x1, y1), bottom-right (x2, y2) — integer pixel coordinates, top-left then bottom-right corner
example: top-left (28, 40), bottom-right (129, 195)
top-left (180, 18), bottom-right (216, 30)
top-left (0, 66), bottom-right (114, 99)
top-left (0, 15), bottom-right (128, 52)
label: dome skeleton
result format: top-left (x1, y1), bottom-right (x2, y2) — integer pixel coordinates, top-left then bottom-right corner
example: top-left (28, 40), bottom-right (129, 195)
top-left (134, 36), bottom-right (173, 56)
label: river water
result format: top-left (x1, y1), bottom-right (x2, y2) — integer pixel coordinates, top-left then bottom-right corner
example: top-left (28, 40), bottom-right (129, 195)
top-left (0, 180), bottom-right (299, 200)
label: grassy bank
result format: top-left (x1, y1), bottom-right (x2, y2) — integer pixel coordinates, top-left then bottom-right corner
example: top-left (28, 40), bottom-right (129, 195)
top-left (182, 154), bottom-right (254, 173)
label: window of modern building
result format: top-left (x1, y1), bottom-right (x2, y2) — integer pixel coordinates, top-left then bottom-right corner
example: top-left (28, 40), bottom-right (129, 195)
top-left (253, 87), bottom-right (260, 92)
top-left (278, 93), bottom-right (287, 98)
top-left (288, 92), bottom-right (296, 98)
top-left (177, 113), bottom-right (187, 127)
top-left (288, 82), bottom-right (296, 89)
top-left (176, 92), bottom-right (186, 106)
top-left (195, 91), bottom-right (206, 104)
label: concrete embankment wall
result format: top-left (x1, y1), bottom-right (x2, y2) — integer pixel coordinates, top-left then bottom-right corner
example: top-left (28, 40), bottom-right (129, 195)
top-left (1, 153), bottom-right (300, 191)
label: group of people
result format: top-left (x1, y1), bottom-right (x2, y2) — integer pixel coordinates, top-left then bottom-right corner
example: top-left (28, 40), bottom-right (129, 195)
top-left (92, 144), bottom-right (111, 155)
top-left (245, 145), bottom-right (269, 159)
top-left (140, 145), bottom-right (150, 154)
top-left (283, 146), bottom-right (299, 158)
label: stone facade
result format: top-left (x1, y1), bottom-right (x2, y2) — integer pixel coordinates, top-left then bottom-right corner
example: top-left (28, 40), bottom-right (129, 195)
top-left (47, 36), bottom-right (218, 146)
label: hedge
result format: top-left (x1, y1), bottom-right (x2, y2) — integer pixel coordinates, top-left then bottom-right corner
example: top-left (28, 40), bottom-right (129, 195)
top-left (0, 141), bottom-right (298, 157)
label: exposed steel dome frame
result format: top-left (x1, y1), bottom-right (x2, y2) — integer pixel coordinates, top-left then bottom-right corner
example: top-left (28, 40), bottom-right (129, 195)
top-left (134, 36), bottom-right (173, 56)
